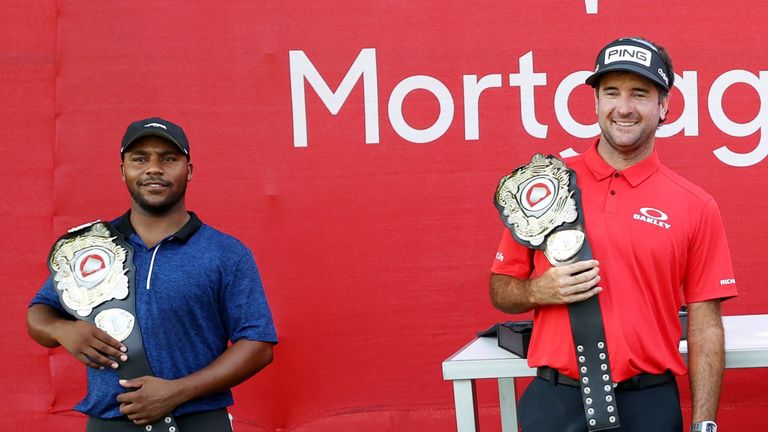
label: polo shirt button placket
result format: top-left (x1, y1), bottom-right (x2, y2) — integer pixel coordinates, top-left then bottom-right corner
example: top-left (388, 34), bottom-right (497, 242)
top-left (605, 172), bottom-right (620, 213)
top-left (611, 172), bottom-right (620, 195)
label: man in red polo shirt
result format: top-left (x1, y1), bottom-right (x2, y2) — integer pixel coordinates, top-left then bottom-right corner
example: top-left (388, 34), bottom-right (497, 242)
top-left (490, 37), bottom-right (737, 432)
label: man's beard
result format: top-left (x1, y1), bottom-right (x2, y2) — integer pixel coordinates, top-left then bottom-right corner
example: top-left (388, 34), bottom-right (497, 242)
top-left (128, 180), bottom-right (187, 215)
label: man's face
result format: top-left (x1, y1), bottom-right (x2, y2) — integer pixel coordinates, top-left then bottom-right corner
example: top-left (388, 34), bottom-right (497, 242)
top-left (121, 136), bottom-right (193, 215)
top-left (595, 71), bottom-right (669, 155)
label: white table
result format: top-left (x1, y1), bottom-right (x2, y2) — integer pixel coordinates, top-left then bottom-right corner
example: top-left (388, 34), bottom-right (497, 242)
top-left (442, 314), bottom-right (768, 432)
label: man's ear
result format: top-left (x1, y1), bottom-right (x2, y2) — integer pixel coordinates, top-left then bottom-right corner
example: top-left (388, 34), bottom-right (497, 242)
top-left (120, 163), bottom-right (126, 182)
top-left (594, 89), bottom-right (599, 115)
top-left (659, 95), bottom-right (670, 122)
top-left (187, 162), bottom-right (194, 182)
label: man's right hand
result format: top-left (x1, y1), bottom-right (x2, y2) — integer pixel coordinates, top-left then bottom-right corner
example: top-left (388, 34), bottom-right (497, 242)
top-left (490, 260), bottom-right (602, 314)
top-left (529, 259), bottom-right (602, 306)
top-left (27, 304), bottom-right (128, 370)
top-left (54, 320), bottom-right (128, 369)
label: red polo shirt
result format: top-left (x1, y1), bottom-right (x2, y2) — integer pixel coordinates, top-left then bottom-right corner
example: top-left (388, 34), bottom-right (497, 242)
top-left (491, 143), bottom-right (738, 381)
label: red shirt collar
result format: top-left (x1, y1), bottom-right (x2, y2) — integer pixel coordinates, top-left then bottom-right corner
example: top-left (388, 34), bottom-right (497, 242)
top-left (583, 140), bottom-right (661, 187)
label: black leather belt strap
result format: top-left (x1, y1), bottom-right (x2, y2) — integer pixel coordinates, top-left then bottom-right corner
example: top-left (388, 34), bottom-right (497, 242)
top-left (101, 225), bottom-right (180, 432)
top-left (554, 178), bottom-right (620, 431)
top-left (538, 367), bottom-right (675, 392)
top-left (48, 222), bottom-right (180, 432)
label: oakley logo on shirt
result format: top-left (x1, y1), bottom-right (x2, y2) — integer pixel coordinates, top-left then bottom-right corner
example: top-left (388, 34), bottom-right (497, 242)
top-left (633, 207), bottom-right (671, 229)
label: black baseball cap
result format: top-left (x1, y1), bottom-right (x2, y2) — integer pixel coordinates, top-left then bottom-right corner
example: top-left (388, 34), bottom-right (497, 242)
top-left (120, 117), bottom-right (190, 158)
top-left (585, 37), bottom-right (673, 91)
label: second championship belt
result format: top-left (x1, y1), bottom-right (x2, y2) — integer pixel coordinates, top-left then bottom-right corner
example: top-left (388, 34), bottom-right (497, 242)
top-left (494, 154), bottom-right (619, 431)
top-left (48, 221), bottom-right (181, 432)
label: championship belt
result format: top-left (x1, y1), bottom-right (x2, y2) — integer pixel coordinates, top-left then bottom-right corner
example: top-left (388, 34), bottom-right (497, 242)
top-left (48, 221), bottom-right (181, 432)
top-left (494, 154), bottom-right (619, 431)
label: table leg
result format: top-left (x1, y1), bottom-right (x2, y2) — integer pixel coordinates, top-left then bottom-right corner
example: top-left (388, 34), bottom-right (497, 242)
top-left (452, 379), bottom-right (480, 432)
top-left (498, 377), bottom-right (518, 432)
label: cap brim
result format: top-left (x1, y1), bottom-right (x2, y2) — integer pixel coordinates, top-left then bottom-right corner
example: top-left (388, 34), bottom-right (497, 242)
top-left (121, 130), bottom-right (188, 155)
top-left (585, 63), bottom-right (669, 91)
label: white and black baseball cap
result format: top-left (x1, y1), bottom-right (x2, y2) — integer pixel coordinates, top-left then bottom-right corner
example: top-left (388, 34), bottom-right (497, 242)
top-left (120, 117), bottom-right (190, 158)
top-left (585, 37), bottom-right (673, 91)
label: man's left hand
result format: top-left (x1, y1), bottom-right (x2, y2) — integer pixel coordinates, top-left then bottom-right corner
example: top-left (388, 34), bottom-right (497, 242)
top-left (117, 376), bottom-right (184, 425)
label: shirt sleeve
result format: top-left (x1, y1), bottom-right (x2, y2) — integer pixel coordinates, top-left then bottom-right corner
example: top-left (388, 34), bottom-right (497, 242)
top-left (683, 198), bottom-right (738, 303)
top-left (490, 228), bottom-right (537, 277)
top-left (219, 247), bottom-right (278, 344)
top-left (29, 276), bottom-right (69, 315)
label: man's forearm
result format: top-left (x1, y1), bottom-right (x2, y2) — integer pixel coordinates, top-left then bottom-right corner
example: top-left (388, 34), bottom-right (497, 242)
top-left (173, 339), bottom-right (274, 404)
top-left (116, 339), bottom-right (275, 424)
top-left (27, 303), bottom-right (69, 348)
top-left (489, 261), bottom-right (602, 314)
top-left (687, 300), bottom-right (725, 423)
top-left (489, 273), bottom-right (536, 314)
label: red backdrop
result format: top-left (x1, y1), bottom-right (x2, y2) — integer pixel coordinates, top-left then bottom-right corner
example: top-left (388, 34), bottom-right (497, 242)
top-left (2, 1), bottom-right (767, 430)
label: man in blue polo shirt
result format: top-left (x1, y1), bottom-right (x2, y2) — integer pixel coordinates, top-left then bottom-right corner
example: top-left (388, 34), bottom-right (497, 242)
top-left (27, 117), bottom-right (277, 432)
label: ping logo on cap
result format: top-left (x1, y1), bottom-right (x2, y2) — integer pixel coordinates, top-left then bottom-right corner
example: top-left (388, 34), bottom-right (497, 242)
top-left (604, 45), bottom-right (652, 67)
top-left (144, 122), bottom-right (168, 129)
